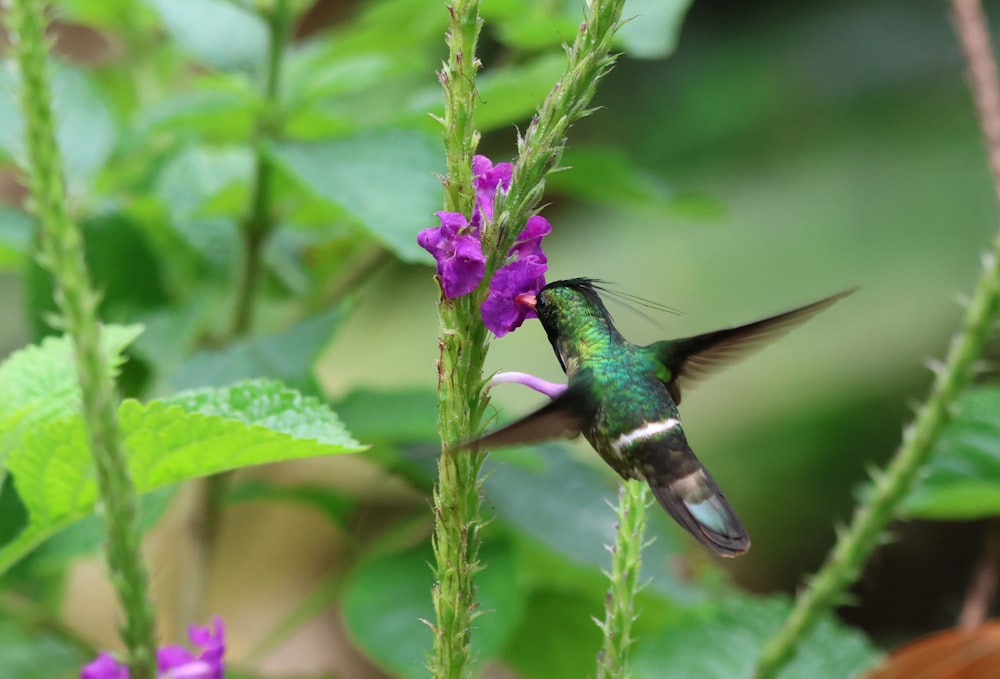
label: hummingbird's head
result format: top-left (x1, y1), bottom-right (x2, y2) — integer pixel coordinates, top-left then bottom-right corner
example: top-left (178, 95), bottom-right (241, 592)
top-left (518, 278), bottom-right (622, 372)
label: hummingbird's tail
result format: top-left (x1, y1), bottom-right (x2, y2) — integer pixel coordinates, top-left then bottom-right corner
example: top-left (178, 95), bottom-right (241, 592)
top-left (643, 443), bottom-right (750, 557)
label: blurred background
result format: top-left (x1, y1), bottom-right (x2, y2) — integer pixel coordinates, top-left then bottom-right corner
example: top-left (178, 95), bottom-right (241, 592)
top-left (2, 0), bottom-right (998, 677)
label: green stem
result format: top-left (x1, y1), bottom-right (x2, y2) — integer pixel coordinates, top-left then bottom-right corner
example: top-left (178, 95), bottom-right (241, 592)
top-left (430, 1), bottom-right (487, 676)
top-left (755, 3), bottom-right (1000, 674)
top-left (231, 0), bottom-right (292, 336)
top-left (6, 0), bottom-right (158, 676)
top-left (597, 481), bottom-right (649, 679)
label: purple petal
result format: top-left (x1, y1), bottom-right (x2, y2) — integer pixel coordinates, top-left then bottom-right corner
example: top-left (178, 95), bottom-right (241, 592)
top-left (162, 660), bottom-right (215, 679)
top-left (481, 256), bottom-right (548, 336)
top-left (435, 211), bottom-right (471, 238)
top-left (81, 653), bottom-right (128, 679)
top-left (191, 617), bottom-right (225, 677)
top-left (158, 645), bottom-right (195, 671)
top-left (472, 156), bottom-right (513, 223)
top-left (509, 215), bottom-right (552, 261)
top-left (440, 234), bottom-right (486, 298)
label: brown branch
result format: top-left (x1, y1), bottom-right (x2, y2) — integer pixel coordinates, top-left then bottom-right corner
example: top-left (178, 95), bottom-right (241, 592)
top-left (952, 0), bottom-right (1000, 201)
top-left (958, 520), bottom-right (1000, 630)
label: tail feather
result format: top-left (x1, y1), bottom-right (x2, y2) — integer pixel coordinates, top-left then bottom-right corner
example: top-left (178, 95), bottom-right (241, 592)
top-left (644, 453), bottom-right (749, 557)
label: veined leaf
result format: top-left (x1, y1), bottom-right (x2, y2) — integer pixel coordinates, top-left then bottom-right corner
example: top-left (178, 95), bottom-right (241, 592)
top-left (0, 379), bottom-right (365, 575)
top-left (631, 596), bottom-right (879, 679)
top-left (270, 129), bottom-right (443, 264)
top-left (0, 325), bottom-right (143, 428)
top-left (169, 305), bottom-right (345, 391)
top-left (142, 0), bottom-right (268, 73)
top-left (0, 61), bottom-right (116, 184)
top-left (904, 386), bottom-right (1000, 519)
top-left (341, 538), bottom-right (524, 679)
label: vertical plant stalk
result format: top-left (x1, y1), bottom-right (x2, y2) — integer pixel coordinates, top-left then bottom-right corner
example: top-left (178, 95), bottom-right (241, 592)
top-left (430, 1), bottom-right (629, 676)
top-left (754, 1), bottom-right (1000, 676)
top-left (183, 0), bottom-right (294, 629)
top-left (430, 1), bottom-right (487, 675)
top-left (597, 481), bottom-right (649, 679)
top-left (232, 0), bottom-right (292, 336)
top-left (6, 0), bottom-right (158, 676)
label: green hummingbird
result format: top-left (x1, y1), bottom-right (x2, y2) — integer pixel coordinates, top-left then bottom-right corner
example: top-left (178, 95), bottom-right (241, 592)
top-left (468, 279), bottom-right (851, 557)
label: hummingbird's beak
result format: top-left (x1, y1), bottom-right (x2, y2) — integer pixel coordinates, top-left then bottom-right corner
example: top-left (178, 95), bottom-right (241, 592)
top-left (515, 293), bottom-right (537, 310)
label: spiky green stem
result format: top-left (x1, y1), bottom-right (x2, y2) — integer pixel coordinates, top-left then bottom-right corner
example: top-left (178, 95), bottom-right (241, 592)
top-left (597, 481), bottom-right (649, 679)
top-left (429, 1), bottom-right (630, 677)
top-left (5, 0), bottom-right (157, 676)
top-left (755, 2), bottom-right (1000, 675)
top-left (485, 0), bottom-right (626, 258)
top-left (430, 2), bottom-right (487, 677)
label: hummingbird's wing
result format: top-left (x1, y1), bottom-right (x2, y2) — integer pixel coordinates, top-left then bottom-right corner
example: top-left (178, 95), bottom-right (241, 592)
top-left (454, 378), bottom-right (599, 451)
top-left (649, 289), bottom-right (854, 404)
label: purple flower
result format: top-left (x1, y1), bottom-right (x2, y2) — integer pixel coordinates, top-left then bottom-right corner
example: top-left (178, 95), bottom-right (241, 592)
top-left (418, 155), bottom-right (550, 333)
top-left (479, 214), bottom-right (551, 336)
top-left (81, 618), bottom-right (225, 679)
top-left (81, 654), bottom-right (128, 679)
top-left (417, 212), bottom-right (487, 298)
top-left (472, 155), bottom-right (513, 222)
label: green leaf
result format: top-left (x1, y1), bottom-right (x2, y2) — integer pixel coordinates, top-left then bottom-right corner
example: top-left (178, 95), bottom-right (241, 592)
top-left (0, 379), bottom-right (365, 574)
top-left (0, 207), bottom-right (32, 270)
top-left (154, 146), bottom-right (250, 267)
top-left (618, 0), bottom-right (694, 59)
top-left (138, 77), bottom-right (259, 141)
top-left (476, 54), bottom-right (567, 131)
top-left (0, 61), bottom-right (116, 183)
top-left (486, 1), bottom-right (578, 51)
top-left (142, 0), bottom-right (268, 72)
top-left (25, 487), bottom-right (176, 569)
top-left (0, 324), bottom-right (142, 427)
top-left (25, 212), bottom-right (171, 339)
top-left (0, 621), bottom-right (85, 679)
top-left (483, 445), bottom-right (704, 604)
top-left (547, 146), bottom-right (675, 211)
top-left (270, 129), bottom-right (444, 263)
top-left (631, 596), bottom-right (879, 679)
top-left (333, 388), bottom-right (439, 444)
top-left (341, 539), bottom-right (524, 679)
top-left (904, 386), bottom-right (1000, 519)
top-left (226, 479), bottom-right (356, 528)
top-left (169, 305), bottom-right (345, 391)
top-left (501, 588), bottom-right (604, 679)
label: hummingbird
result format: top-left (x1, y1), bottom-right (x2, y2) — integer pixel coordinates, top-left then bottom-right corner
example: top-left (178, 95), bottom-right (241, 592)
top-left (467, 279), bottom-right (852, 557)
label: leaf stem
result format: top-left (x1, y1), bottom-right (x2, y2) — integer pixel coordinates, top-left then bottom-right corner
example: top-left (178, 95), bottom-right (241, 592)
top-left (6, 0), bottom-right (158, 675)
top-left (754, 2), bottom-right (1000, 675)
top-left (596, 481), bottom-right (649, 679)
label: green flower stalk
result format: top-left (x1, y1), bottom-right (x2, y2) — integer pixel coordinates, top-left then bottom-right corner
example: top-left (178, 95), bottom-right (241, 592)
top-left (597, 481), bottom-right (649, 679)
top-left (755, 1), bottom-right (1000, 676)
top-left (5, 0), bottom-right (158, 676)
top-left (429, 1), bottom-right (628, 677)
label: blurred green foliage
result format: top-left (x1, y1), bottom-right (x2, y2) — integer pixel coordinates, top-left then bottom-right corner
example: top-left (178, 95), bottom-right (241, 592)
top-left (0, 0), bottom-right (997, 677)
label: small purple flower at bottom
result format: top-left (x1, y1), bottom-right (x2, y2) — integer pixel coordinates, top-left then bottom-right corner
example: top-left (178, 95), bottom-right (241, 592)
top-left (417, 212), bottom-right (487, 298)
top-left (81, 618), bottom-right (225, 679)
